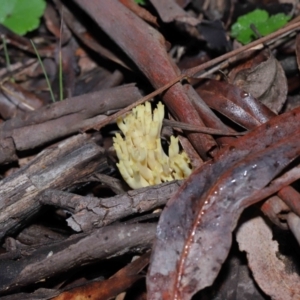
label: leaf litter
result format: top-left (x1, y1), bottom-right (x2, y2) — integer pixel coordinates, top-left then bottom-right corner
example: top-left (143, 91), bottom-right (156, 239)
top-left (147, 106), bottom-right (300, 299)
top-left (0, 1), bottom-right (300, 300)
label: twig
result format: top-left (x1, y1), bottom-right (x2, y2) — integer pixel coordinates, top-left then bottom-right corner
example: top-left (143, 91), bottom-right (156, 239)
top-left (183, 21), bottom-right (300, 77)
top-left (163, 119), bottom-right (246, 135)
top-left (82, 74), bottom-right (187, 131)
top-left (83, 21), bottom-right (300, 132)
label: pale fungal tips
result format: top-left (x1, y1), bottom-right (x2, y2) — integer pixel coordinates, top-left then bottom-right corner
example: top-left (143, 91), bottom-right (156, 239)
top-left (113, 101), bottom-right (192, 189)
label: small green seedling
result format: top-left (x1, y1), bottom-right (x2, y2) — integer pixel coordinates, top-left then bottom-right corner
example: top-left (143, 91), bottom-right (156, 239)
top-left (0, 0), bottom-right (46, 35)
top-left (231, 9), bottom-right (291, 45)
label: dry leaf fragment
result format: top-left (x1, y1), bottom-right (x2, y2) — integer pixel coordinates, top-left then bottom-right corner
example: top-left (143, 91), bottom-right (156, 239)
top-left (197, 79), bottom-right (274, 129)
top-left (229, 50), bottom-right (287, 113)
top-left (236, 215), bottom-right (300, 300)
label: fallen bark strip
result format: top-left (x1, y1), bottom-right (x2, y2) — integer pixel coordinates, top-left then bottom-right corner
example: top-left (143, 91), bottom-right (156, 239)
top-left (147, 128), bottom-right (300, 299)
top-left (198, 80), bottom-right (300, 221)
top-left (0, 134), bottom-right (108, 241)
top-left (0, 223), bottom-right (156, 294)
top-left (74, 0), bottom-right (218, 158)
top-left (39, 180), bottom-right (182, 232)
top-left (0, 84), bottom-right (142, 164)
top-left (52, 0), bottom-right (131, 70)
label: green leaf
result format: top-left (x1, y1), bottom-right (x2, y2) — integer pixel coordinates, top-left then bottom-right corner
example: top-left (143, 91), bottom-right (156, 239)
top-left (0, 1), bottom-right (17, 24)
top-left (134, 0), bottom-right (146, 5)
top-left (1, 0), bottom-right (46, 36)
top-left (231, 9), bottom-right (291, 45)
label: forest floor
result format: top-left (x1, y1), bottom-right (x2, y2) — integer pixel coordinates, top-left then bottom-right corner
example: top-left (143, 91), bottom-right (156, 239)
top-left (0, 1), bottom-right (300, 299)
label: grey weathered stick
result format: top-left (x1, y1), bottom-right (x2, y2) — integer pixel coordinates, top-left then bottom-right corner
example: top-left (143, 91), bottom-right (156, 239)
top-left (0, 223), bottom-right (156, 293)
top-left (0, 84), bottom-right (142, 164)
top-left (0, 134), bottom-right (108, 240)
top-left (39, 181), bottom-right (182, 232)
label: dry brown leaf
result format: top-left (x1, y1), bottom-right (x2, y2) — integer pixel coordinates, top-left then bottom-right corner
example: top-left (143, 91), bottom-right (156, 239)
top-left (229, 51), bottom-right (287, 113)
top-left (236, 215), bottom-right (300, 300)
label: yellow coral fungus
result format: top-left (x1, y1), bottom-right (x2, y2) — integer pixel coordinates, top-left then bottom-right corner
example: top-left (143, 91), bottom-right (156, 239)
top-left (113, 102), bottom-right (192, 189)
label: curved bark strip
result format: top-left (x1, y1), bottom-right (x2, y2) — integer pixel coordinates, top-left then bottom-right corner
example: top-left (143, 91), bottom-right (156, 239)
top-left (198, 79), bottom-right (300, 219)
top-left (147, 106), bottom-right (300, 299)
top-left (73, 0), bottom-right (217, 158)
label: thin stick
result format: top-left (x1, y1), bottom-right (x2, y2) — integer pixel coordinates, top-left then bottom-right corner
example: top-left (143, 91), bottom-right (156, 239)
top-left (183, 21), bottom-right (300, 77)
top-left (163, 119), bottom-right (246, 135)
top-left (244, 164), bottom-right (300, 208)
top-left (83, 74), bottom-right (186, 131)
top-left (83, 20), bottom-right (300, 132)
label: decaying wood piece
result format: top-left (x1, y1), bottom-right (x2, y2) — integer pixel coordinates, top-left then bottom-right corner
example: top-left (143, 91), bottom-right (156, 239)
top-left (0, 84), bottom-right (142, 164)
top-left (0, 134), bottom-right (108, 241)
top-left (0, 223), bottom-right (156, 293)
top-left (39, 180), bottom-right (182, 232)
